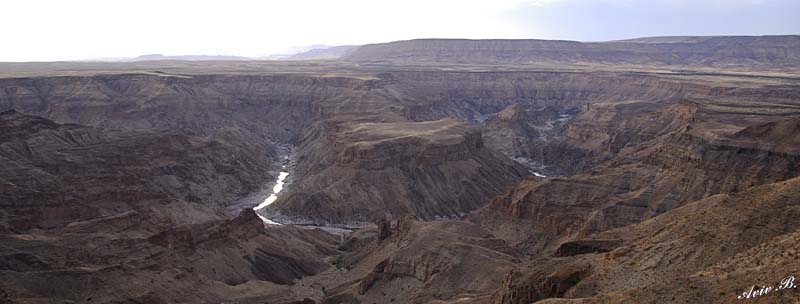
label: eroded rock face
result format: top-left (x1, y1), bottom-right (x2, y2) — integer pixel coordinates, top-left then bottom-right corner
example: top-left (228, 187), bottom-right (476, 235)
top-left (493, 261), bottom-right (593, 304)
top-left (319, 218), bottom-right (519, 304)
top-left (0, 112), bottom-right (339, 303)
top-left (492, 177), bottom-right (800, 304)
top-left (727, 116), bottom-right (800, 153)
top-left (0, 74), bottom-right (321, 143)
top-left (482, 103), bottom-right (561, 165)
top-left (381, 70), bottom-right (800, 176)
top-left (0, 111), bottom-right (273, 232)
top-left (0, 208), bottom-right (341, 303)
top-left (266, 119), bottom-right (528, 225)
top-left (553, 239), bottom-right (623, 257)
top-left (473, 100), bottom-right (800, 255)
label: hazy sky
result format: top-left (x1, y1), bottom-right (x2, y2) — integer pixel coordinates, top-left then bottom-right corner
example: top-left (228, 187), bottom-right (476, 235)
top-left (2, 0), bottom-right (798, 61)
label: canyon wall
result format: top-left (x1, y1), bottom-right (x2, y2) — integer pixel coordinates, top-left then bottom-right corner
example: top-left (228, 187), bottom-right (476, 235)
top-left (1, 62), bottom-right (799, 303)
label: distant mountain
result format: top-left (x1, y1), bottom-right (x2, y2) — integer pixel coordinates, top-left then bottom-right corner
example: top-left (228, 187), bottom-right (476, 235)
top-left (287, 45), bottom-right (360, 60)
top-left (344, 35), bottom-right (800, 68)
top-left (610, 36), bottom-right (725, 43)
top-left (130, 54), bottom-right (252, 61)
top-left (119, 45), bottom-right (362, 62)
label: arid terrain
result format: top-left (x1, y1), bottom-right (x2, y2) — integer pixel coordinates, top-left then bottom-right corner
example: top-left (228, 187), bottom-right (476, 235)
top-left (1, 36), bottom-right (799, 304)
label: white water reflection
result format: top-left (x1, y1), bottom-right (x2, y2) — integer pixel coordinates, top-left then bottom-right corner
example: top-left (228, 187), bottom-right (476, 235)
top-left (254, 172), bottom-right (289, 210)
top-left (253, 171), bottom-right (289, 225)
top-left (256, 213), bottom-right (281, 225)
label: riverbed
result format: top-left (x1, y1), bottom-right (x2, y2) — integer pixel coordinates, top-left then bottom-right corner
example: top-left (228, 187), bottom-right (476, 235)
top-left (253, 170), bottom-right (289, 225)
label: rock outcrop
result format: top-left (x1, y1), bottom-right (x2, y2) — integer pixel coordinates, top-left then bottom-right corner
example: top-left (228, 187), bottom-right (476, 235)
top-left (492, 177), bottom-right (800, 304)
top-left (727, 116), bottom-right (800, 153)
top-left (472, 98), bottom-right (800, 255)
top-left (0, 208), bottom-right (341, 303)
top-left (0, 111), bottom-right (273, 232)
top-left (0, 111), bottom-right (340, 303)
top-left (318, 218), bottom-right (519, 304)
top-left (266, 119), bottom-right (528, 225)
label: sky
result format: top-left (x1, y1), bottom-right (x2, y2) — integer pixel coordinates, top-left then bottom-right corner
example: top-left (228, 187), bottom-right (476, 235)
top-left (1, 0), bottom-right (798, 61)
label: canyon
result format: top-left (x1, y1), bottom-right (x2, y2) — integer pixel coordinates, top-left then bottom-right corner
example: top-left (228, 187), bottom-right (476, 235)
top-left (0, 36), bottom-right (799, 303)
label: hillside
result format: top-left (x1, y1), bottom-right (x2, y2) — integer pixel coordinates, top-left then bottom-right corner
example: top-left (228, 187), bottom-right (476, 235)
top-left (345, 36), bottom-right (800, 69)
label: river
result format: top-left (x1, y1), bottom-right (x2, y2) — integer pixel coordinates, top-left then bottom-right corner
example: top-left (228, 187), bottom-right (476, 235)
top-left (253, 168), bottom-right (289, 224)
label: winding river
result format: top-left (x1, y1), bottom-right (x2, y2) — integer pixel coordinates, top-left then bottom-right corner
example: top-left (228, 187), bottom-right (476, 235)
top-left (253, 166), bottom-right (289, 225)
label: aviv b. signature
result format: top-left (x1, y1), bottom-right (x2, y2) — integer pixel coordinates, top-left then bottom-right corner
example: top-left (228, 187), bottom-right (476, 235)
top-left (737, 275), bottom-right (796, 300)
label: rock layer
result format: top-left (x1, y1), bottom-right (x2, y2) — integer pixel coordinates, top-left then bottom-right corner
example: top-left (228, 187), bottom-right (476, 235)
top-left (492, 177), bottom-right (800, 304)
top-left (267, 119), bottom-right (527, 225)
top-left (0, 111), bottom-right (272, 232)
top-left (473, 100), bottom-right (800, 255)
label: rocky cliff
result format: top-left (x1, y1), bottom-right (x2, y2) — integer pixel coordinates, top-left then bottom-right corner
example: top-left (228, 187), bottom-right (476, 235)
top-left (492, 176), bottom-right (800, 304)
top-left (0, 110), bottom-right (273, 232)
top-left (472, 99), bottom-right (800, 255)
top-left (0, 208), bottom-right (341, 303)
top-left (290, 218), bottom-right (520, 304)
top-left (0, 110), bottom-right (339, 303)
top-left (266, 118), bottom-right (528, 225)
